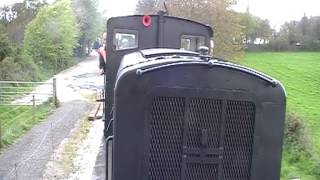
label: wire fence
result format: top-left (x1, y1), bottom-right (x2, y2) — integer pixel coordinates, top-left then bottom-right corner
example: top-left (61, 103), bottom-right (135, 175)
top-left (2, 121), bottom-right (55, 180)
top-left (0, 79), bottom-right (58, 150)
top-left (0, 92), bottom-right (100, 180)
top-left (0, 120), bottom-right (77, 180)
top-left (0, 79), bottom-right (57, 106)
top-left (0, 97), bottom-right (61, 180)
top-left (0, 80), bottom-right (103, 180)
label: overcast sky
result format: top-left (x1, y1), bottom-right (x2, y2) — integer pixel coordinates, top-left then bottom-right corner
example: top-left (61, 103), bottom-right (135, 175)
top-left (233, 0), bottom-right (320, 29)
top-left (1, 0), bottom-right (320, 29)
top-left (98, 0), bottom-right (138, 17)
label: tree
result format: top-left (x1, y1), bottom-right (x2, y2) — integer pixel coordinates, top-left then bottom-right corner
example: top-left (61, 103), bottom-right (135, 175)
top-left (136, 0), bottom-right (244, 60)
top-left (311, 17), bottom-right (320, 39)
top-left (0, 0), bottom-right (46, 44)
top-left (239, 13), bottom-right (272, 45)
top-left (240, 12), bottom-right (257, 44)
top-left (72, 0), bottom-right (101, 57)
top-left (299, 14), bottom-right (309, 36)
top-left (136, 0), bottom-right (158, 14)
top-left (24, 0), bottom-right (79, 73)
top-left (0, 25), bottom-right (40, 81)
top-left (255, 19), bottom-right (272, 44)
top-left (268, 15), bottom-right (320, 51)
top-left (0, 48), bottom-right (40, 81)
top-left (0, 25), bottom-right (12, 61)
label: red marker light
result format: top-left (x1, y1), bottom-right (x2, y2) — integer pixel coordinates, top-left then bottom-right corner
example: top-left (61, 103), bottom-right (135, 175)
top-left (142, 15), bottom-right (152, 27)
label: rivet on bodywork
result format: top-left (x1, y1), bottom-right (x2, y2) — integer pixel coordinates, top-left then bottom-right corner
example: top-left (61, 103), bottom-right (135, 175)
top-left (208, 60), bottom-right (216, 67)
top-left (271, 80), bottom-right (279, 87)
top-left (136, 69), bottom-right (143, 76)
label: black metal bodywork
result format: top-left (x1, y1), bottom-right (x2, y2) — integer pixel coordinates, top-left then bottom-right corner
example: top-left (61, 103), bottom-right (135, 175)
top-left (104, 13), bottom-right (286, 180)
top-left (108, 50), bottom-right (286, 180)
top-left (105, 14), bottom-right (213, 137)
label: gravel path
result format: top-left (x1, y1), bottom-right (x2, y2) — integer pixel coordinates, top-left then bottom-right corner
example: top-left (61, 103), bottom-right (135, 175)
top-left (0, 100), bottom-right (91, 180)
top-left (0, 54), bottom-right (103, 180)
top-left (92, 138), bottom-right (106, 180)
top-left (68, 120), bottom-right (104, 180)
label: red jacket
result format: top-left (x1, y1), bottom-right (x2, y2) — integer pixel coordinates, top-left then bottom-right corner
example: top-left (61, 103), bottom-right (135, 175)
top-left (98, 46), bottom-right (107, 62)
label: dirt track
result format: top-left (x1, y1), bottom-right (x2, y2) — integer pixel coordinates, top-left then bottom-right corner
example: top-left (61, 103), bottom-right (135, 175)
top-left (0, 55), bottom-right (104, 180)
top-left (0, 100), bottom-right (91, 180)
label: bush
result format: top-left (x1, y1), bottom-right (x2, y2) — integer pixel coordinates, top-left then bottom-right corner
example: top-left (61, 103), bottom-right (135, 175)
top-left (284, 113), bottom-right (311, 157)
top-left (0, 57), bottom-right (20, 80)
top-left (24, 0), bottom-right (79, 74)
top-left (281, 112), bottom-right (320, 179)
top-left (0, 50), bottom-right (40, 81)
top-left (0, 25), bottom-right (12, 62)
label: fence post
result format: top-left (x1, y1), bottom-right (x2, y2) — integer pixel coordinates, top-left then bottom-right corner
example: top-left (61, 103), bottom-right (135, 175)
top-left (0, 118), bottom-right (2, 150)
top-left (32, 95), bottom-right (36, 120)
top-left (0, 82), bottom-right (2, 150)
top-left (53, 78), bottom-right (58, 107)
top-left (15, 163), bottom-right (18, 180)
top-left (51, 122), bottom-right (55, 161)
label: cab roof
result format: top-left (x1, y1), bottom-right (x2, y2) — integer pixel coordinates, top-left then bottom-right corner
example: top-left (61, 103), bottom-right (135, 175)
top-left (108, 15), bottom-right (213, 37)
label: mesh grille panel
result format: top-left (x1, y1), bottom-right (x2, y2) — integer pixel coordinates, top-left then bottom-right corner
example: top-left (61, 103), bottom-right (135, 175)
top-left (149, 96), bottom-right (185, 180)
top-left (149, 96), bottom-right (256, 180)
top-left (187, 98), bottom-right (223, 148)
top-left (222, 101), bottom-right (255, 180)
top-left (185, 164), bottom-right (218, 180)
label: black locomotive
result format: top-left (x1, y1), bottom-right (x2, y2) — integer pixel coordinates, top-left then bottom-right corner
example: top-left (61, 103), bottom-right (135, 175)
top-left (103, 12), bottom-right (286, 180)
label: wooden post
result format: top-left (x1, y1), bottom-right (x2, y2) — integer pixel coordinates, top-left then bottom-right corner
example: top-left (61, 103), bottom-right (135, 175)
top-left (53, 78), bottom-right (58, 107)
top-left (15, 163), bottom-right (18, 179)
top-left (32, 95), bottom-right (36, 120)
top-left (0, 118), bottom-right (2, 149)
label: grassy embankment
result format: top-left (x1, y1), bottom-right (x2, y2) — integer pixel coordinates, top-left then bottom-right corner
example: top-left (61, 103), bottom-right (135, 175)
top-left (242, 52), bottom-right (320, 180)
top-left (0, 102), bottom-right (54, 150)
top-left (0, 56), bottom-right (83, 150)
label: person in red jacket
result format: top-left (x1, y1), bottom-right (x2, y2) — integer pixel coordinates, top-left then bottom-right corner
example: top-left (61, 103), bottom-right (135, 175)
top-left (93, 33), bottom-right (107, 75)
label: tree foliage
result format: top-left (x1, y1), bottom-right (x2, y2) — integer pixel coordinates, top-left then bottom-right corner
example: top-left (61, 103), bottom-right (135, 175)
top-left (136, 0), bottom-right (158, 14)
top-left (0, 25), bottom-right (39, 81)
top-left (268, 15), bottom-right (320, 51)
top-left (239, 12), bottom-right (272, 45)
top-left (72, 0), bottom-right (102, 57)
top-left (136, 0), bottom-right (244, 60)
top-left (0, 25), bottom-right (12, 61)
top-left (24, 0), bottom-right (79, 73)
top-left (0, 49), bottom-right (40, 81)
top-left (0, 0), bottom-right (46, 44)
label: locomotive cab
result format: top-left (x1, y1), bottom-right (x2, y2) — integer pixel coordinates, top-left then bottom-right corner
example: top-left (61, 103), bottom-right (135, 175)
top-left (104, 12), bottom-right (286, 180)
top-left (105, 12), bottom-right (213, 137)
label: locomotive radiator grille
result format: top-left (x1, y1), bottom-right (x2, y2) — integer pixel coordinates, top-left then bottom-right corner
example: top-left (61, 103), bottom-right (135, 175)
top-left (187, 98), bottom-right (223, 149)
top-left (149, 96), bottom-right (256, 180)
top-left (149, 97), bottom-right (185, 180)
top-left (185, 163), bottom-right (219, 180)
top-left (222, 101), bottom-right (255, 180)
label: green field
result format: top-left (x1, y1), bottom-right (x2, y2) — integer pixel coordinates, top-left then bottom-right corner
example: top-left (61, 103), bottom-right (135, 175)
top-left (0, 103), bottom-right (54, 150)
top-left (242, 52), bottom-right (320, 180)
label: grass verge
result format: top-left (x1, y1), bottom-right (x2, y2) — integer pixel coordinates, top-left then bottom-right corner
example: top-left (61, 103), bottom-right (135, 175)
top-left (241, 52), bottom-right (320, 180)
top-left (59, 115), bottom-right (90, 175)
top-left (0, 101), bottom-right (55, 150)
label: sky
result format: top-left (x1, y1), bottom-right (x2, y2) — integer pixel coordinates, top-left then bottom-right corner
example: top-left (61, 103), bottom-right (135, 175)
top-left (98, 0), bottom-right (138, 17)
top-left (233, 0), bottom-right (320, 29)
top-left (1, 0), bottom-right (320, 29)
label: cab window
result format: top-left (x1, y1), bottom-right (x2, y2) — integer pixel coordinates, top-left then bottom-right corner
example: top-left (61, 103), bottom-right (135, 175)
top-left (180, 35), bottom-right (205, 51)
top-left (113, 30), bottom-right (138, 51)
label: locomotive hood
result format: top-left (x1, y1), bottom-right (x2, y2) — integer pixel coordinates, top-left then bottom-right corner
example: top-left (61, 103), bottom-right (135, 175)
top-left (111, 47), bottom-right (286, 180)
top-left (116, 48), bottom-right (281, 90)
